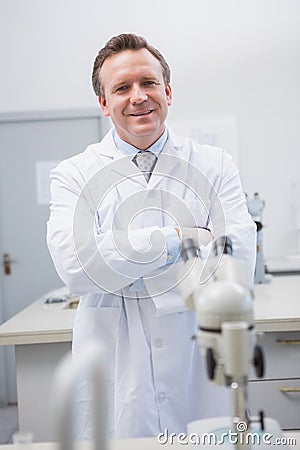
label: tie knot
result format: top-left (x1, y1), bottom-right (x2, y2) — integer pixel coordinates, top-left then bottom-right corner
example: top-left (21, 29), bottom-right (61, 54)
top-left (133, 151), bottom-right (157, 182)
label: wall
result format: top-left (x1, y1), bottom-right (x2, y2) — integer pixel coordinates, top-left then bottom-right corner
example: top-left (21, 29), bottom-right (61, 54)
top-left (0, 0), bottom-right (300, 260)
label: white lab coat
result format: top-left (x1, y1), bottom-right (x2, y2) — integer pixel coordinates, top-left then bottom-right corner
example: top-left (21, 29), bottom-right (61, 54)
top-left (47, 128), bottom-right (256, 439)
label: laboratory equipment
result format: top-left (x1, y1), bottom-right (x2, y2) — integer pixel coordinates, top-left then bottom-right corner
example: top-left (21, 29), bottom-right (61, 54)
top-left (50, 341), bottom-right (108, 450)
top-left (246, 193), bottom-right (272, 284)
top-left (178, 236), bottom-right (285, 449)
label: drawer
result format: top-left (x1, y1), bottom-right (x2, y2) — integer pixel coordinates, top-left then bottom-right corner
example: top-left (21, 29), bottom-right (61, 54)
top-left (248, 378), bottom-right (300, 430)
top-left (250, 331), bottom-right (300, 380)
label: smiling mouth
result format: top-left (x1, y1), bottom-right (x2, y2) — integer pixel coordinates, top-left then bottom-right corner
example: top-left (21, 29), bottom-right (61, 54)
top-left (130, 110), bottom-right (154, 117)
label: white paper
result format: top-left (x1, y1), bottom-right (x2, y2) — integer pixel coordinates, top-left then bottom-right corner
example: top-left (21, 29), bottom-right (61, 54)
top-left (35, 160), bottom-right (61, 205)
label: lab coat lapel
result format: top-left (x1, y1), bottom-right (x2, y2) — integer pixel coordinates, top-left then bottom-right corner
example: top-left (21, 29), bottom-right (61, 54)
top-left (95, 129), bottom-right (187, 201)
top-left (148, 135), bottom-right (186, 190)
top-left (97, 130), bottom-right (147, 199)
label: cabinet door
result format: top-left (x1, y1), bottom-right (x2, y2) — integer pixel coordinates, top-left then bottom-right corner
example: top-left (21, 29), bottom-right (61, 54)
top-left (248, 379), bottom-right (300, 430)
top-left (250, 331), bottom-right (300, 380)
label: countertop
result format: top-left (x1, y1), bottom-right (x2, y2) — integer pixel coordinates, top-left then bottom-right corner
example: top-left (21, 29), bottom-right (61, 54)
top-left (0, 275), bottom-right (300, 346)
top-left (0, 433), bottom-right (300, 449)
top-left (267, 256), bottom-right (300, 274)
top-left (0, 438), bottom-right (178, 450)
top-left (0, 290), bottom-right (76, 345)
top-left (253, 275), bottom-right (300, 332)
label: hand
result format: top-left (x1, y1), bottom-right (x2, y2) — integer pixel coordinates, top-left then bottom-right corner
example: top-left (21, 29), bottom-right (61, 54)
top-left (179, 227), bottom-right (213, 247)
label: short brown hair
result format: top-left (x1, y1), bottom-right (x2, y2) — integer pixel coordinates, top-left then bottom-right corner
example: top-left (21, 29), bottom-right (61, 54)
top-left (92, 33), bottom-right (171, 98)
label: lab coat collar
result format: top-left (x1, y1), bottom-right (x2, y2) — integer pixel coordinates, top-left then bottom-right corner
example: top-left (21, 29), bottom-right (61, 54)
top-left (94, 129), bottom-right (144, 187)
top-left (96, 126), bottom-right (186, 155)
top-left (96, 128), bottom-right (125, 159)
top-left (147, 128), bottom-right (186, 189)
top-left (94, 127), bottom-right (186, 189)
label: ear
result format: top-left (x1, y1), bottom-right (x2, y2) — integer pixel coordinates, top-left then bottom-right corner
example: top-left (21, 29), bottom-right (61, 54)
top-left (98, 96), bottom-right (110, 117)
top-left (165, 84), bottom-right (172, 106)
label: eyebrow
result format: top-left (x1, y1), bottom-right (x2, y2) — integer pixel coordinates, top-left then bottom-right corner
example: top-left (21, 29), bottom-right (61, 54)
top-left (141, 75), bottom-right (160, 83)
top-left (111, 75), bottom-right (160, 91)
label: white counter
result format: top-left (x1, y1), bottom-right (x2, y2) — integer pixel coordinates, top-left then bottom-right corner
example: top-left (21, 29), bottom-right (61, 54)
top-left (0, 295), bottom-right (75, 346)
top-left (267, 256), bottom-right (300, 274)
top-left (253, 275), bottom-right (300, 332)
top-left (0, 438), bottom-right (182, 450)
top-left (0, 295), bottom-right (76, 441)
top-left (0, 433), bottom-right (300, 450)
top-left (0, 275), bottom-right (299, 347)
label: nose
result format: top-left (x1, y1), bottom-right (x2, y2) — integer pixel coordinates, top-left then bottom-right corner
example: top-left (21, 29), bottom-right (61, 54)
top-left (130, 84), bottom-right (148, 104)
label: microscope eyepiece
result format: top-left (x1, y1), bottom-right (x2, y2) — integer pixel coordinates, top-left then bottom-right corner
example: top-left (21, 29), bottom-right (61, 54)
top-left (181, 238), bottom-right (199, 262)
top-left (213, 236), bottom-right (233, 256)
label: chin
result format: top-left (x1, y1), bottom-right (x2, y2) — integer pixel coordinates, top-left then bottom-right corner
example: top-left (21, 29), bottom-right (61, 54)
top-left (132, 123), bottom-right (163, 137)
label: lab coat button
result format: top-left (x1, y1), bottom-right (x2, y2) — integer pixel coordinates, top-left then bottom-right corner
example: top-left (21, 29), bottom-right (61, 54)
top-left (167, 255), bottom-right (173, 261)
top-left (157, 392), bottom-right (166, 403)
top-left (154, 338), bottom-right (164, 349)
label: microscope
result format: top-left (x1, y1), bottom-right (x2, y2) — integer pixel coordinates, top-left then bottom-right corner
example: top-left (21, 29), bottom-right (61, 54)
top-left (178, 237), bottom-right (285, 449)
top-left (246, 193), bottom-right (272, 284)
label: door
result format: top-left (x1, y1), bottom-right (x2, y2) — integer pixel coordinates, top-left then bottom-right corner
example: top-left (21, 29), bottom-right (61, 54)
top-left (0, 109), bottom-right (103, 403)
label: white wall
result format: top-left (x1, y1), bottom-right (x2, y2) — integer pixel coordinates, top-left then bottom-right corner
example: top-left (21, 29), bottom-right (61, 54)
top-left (1, 0), bottom-right (300, 260)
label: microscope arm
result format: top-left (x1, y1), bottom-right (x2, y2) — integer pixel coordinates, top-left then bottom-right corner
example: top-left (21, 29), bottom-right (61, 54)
top-left (51, 341), bottom-right (108, 450)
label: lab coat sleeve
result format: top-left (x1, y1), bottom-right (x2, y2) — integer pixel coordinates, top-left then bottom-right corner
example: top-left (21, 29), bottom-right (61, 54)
top-left (211, 150), bottom-right (256, 284)
top-left (46, 160), bottom-right (169, 295)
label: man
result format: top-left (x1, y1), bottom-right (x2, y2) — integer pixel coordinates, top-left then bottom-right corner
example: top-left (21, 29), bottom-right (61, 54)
top-left (47, 33), bottom-right (256, 440)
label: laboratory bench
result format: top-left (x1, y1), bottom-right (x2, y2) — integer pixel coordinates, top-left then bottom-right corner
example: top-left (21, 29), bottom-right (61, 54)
top-left (0, 438), bottom-right (178, 450)
top-left (0, 439), bottom-right (184, 450)
top-left (0, 292), bottom-right (76, 441)
top-left (252, 274), bottom-right (300, 332)
top-left (266, 256), bottom-right (300, 277)
top-left (0, 433), bottom-right (300, 449)
top-left (0, 276), bottom-right (300, 441)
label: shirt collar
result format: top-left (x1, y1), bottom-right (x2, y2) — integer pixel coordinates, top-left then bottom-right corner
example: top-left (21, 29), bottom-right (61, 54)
top-left (113, 128), bottom-right (168, 158)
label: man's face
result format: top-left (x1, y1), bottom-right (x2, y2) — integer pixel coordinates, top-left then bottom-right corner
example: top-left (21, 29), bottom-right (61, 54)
top-left (98, 48), bottom-right (172, 150)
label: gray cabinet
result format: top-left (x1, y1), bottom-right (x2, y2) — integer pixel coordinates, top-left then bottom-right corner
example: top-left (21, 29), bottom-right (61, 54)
top-left (248, 331), bottom-right (300, 430)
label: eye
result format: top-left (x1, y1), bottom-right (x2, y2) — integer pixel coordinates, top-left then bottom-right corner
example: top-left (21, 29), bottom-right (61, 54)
top-left (115, 85), bottom-right (128, 93)
top-left (143, 80), bottom-right (157, 86)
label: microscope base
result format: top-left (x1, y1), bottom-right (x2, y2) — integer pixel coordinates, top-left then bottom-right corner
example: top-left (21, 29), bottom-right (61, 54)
top-left (187, 416), bottom-right (288, 448)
